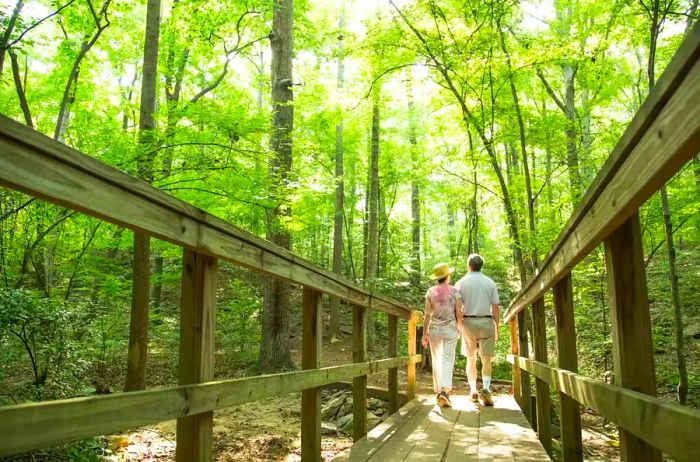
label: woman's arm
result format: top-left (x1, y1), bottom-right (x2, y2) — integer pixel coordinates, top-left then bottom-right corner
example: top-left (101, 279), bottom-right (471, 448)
top-left (422, 295), bottom-right (433, 347)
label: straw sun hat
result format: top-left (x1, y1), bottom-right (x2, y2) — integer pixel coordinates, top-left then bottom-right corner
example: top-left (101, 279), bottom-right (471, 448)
top-left (429, 262), bottom-right (455, 280)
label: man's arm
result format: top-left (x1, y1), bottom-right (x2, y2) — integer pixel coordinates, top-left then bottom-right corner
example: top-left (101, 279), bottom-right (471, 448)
top-left (491, 303), bottom-right (500, 343)
top-left (455, 298), bottom-right (464, 336)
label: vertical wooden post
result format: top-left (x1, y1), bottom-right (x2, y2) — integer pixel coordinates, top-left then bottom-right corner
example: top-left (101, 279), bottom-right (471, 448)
top-left (301, 287), bottom-right (322, 462)
top-left (509, 319), bottom-right (522, 407)
top-left (532, 297), bottom-right (552, 456)
top-left (407, 312), bottom-right (417, 400)
top-left (176, 250), bottom-right (217, 462)
top-left (553, 272), bottom-right (583, 462)
top-left (605, 212), bottom-right (662, 462)
top-left (517, 310), bottom-right (532, 424)
top-left (388, 314), bottom-right (399, 414)
top-left (352, 305), bottom-right (367, 442)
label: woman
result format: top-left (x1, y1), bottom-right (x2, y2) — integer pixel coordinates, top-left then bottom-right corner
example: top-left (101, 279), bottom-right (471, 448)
top-left (422, 262), bottom-right (463, 407)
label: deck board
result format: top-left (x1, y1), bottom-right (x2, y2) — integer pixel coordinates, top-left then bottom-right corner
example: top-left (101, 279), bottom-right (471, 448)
top-left (332, 394), bottom-right (550, 461)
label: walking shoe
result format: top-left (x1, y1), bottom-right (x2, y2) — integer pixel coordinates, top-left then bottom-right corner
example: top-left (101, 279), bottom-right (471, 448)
top-left (470, 392), bottom-right (479, 403)
top-left (480, 389), bottom-right (494, 406)
top-left (438, 391), bottom-right (452, 407)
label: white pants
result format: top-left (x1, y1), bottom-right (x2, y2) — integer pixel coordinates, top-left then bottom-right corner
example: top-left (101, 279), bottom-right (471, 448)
top-left (429, 323), bottom-right (460, 393)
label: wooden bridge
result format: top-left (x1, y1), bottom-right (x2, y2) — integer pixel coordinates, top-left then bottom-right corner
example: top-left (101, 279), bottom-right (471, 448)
top-left (1, 20), bottom-right (700, 462)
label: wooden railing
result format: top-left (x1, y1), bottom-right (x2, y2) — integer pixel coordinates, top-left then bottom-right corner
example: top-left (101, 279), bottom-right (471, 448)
top-left (504, 22), bottom-right (700, 462)
top-left (0, 116), bottom-right (422, 461)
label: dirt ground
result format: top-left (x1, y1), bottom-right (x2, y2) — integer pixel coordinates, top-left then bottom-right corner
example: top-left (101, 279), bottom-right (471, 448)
top-left (105, 334), bottom-right (620, 461)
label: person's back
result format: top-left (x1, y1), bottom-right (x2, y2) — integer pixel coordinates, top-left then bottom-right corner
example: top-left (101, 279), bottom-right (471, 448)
top-left (456, 271), bottom-right (498, 317)
top-left (454, 254), bottom-right (500, 406)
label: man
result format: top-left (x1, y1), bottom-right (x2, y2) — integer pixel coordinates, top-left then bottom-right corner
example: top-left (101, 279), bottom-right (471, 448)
top-left (454, 254), bottom-right (500, 406)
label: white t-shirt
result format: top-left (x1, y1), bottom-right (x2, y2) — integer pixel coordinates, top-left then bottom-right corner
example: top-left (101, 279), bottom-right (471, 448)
top-left (454, 272), bottom-right (499, 316)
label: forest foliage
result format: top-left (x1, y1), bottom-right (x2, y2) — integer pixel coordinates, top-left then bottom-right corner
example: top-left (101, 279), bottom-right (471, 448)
top-left (0, 0), bottom-right (699, 451)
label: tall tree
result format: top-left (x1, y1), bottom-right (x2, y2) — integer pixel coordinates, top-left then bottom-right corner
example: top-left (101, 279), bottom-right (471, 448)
top-left (125, 0), bottom-right (161, 392)
top-left (406, 71), bottom-right (421, 287)
top-left (643, 0), bottom-right (688, 404)
top-left (259, 0), bottom-right (295, 372)
top-left (365, 89), bottom-right (380, 346)
top-left (329, 3), bottom-right (345, 341)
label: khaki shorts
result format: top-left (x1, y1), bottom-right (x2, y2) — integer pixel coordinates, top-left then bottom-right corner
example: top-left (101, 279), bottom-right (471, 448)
top-left (461, 317), bottom-right (496, 357)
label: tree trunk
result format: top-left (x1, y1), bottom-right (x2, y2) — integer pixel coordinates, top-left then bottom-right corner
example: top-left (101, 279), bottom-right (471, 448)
top-left (9, 50), bottom-right (32, 127)
top-left (366, 90), bottom-right (380, 347)
top-left (259, 0), bottom-right (295, 373)
top-left (499, 28), bottom-right (537, 271)
top-left (0, 0), bottom-right (24, 80)
top-left (54, 0), bottom-right (112, 143)
top-left (562, 61), bottom-right (583, 203)
top-left (329, 5), bottom-right (345, 341)
top-left (125, 0), bottom-right (160, 392)
top-left (407, 72), bottom-right (421, 286)
top-left (648, 0), bottom-right (687, 404)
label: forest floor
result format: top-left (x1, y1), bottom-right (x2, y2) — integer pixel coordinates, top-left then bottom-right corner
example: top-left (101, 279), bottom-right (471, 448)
top-left (104, 334), bottom-right (621, 462)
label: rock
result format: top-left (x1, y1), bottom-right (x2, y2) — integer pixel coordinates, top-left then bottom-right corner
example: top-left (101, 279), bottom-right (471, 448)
top-left (321, 422), bottom-right (338, 436)
top-left (367, 398), bottom-right (383, 410)
top-left (337, 414), bottom-right (354, 434)
top-left (321, 395), bottom-right (346, 420)
top-left (337, 412), bottom-right (382, 435)
top-left (339, 397), bottom-right (353, 416)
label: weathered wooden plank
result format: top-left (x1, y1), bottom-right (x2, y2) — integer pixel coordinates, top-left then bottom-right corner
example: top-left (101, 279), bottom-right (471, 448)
top-left (322, 382), bottom-right (409, 406)
top-left (331, 399), bottom-right (423, 461)
top-left (176, 250), bottom-right (217, 462)
top-left (604, 213), bottom-right (661, 462)
top-left (353, 305), bottom-right (368, 442)
top-left (443, 404), bottom-right (479, 462)
top-left (302, 287), bottom-right (323, 462)
top-left (517, 310), bottom-right (532, 425)
top-left (552, 273), bottom-right (582, 462)
top-left (505, 24), bottom-right (700, 322)
top-left (508, 355), bottom-right (700, 462)
top-left (0, 116), bottom-right (413, 320)
top-left (387, 314), bottom-right (399, 415)
top-left (402, 406), bottom-right (459, 461)
top-left (487, 397), bottom-right (550, 461)
top-left (531, 298), bottom-right (552, 456)
top-left (365, 397), bottom-right (435, 461)
top-left (510, 319), bottom-right (522, 408)
top-left (0, 355), bottom-right (421, 457)
top-left (407, 313), bottom-right (417, 399)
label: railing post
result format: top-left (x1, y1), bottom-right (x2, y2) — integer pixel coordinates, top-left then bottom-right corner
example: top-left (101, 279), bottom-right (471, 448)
top-left (532, 298), bottom-right (552, 456)
top-left (176, 249), bottom-right (217, 462)
top-left (406, 312), bottom-right (417, 400)
top-left (605, 212), bottom-right (662, 462)
top-left (352, 305), bottom-right (367, 442)
top-left (388, 314), bottom-right (399, 414)
top-left (517, 310), bottom-right (532, 425)
top-left (553, 272), bottom-right (583, 461)
top-left (301, 287), bottom-right (322, 462)
top-left (509, 319), bottom-right (522, 407)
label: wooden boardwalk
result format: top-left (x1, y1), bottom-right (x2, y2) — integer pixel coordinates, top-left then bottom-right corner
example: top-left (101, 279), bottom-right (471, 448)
top-left (334, 394), bottom-right (550, 461)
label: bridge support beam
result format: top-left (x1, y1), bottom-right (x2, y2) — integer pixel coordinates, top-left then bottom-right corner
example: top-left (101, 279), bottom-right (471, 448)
top-left (176, 250), bottom-right (217, 462)
top-left (517, 310), bottom-right (532, 425)
top-left (553, 272), bottom-right (583, 461)
top-left (301, 287), bottom-right (322, 462)
top-left (509, 319), bottom-right (522, 408)
top-left (532, 297), bottom-right (552, 456)
top-left (353, 305), bottom-right (368, 442)
top-left (388, 314), bottom-right (399, 415)
top-left (605, 212), bottom-right (662, 462)
top-left (407, 312), bottom-right (417, 399)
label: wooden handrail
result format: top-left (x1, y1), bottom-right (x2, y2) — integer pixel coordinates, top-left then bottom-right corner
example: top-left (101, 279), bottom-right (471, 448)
top-left (508, 355), bottom-right (699, 462)
top-left (504, 22), bottom-right (700, 322)
top-left (0, 115), bottom-right (414, 319)
top-left (0, 355), bottom-right (422, 457)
